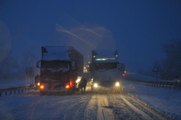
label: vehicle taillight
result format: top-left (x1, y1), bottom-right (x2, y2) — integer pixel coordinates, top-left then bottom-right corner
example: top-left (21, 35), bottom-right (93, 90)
top-left (70, 80), bottom-right (73, 88)
top-left (39, 84), bottom-right (45, 90)
top-left (65, 84), bottom-right (70, 89)
top-left (121, 70), bottom-right (127, 77)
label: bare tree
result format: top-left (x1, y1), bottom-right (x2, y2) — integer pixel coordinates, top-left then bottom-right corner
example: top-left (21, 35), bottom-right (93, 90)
top-left (160, 40), bottom-right (181, 80)
top-left (0, 54), bottom-right (20, 80)
top-left (22, 51), bottom-right (38, 81)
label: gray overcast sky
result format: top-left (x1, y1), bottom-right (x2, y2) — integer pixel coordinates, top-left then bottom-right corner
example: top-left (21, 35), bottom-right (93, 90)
top-left (0, 0), bottom-right (181, 72)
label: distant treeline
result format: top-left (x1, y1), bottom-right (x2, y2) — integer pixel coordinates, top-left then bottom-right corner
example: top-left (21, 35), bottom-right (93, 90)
top-left (0, 53), bottom-right (38, 80)
top-left (157, 40), bottom-right (181, 80)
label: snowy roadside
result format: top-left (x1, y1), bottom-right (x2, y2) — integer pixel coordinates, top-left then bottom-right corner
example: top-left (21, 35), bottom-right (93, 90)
top-left (122, 80), bottom-right (181, 120)
top-left (0, 93), bottom-right (115, 120)
top-left (0, 95), bottom-right (92, 120)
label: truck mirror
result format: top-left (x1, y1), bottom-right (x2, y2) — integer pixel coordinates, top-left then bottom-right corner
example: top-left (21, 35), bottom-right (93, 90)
top-left (36, 60), bottom-right (41, 68)
top-left (117, 63), bottom-right (121, 70)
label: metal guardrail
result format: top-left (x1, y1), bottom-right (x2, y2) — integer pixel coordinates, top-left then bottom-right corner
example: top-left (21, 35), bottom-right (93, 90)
top-left (149, 81), bottom-right (181, 89)
top-left (125, 79), bottom-right (181, 89)
top-left (0, 84), bottom-right (34, 96)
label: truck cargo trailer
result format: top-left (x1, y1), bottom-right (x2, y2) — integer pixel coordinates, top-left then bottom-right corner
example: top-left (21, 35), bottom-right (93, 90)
top-left (35, 46), bottom-right (83, 94)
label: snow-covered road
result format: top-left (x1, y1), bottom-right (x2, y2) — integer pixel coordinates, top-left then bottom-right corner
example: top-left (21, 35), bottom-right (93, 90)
top-left (1, 74), bottom-right (179, 120)
top-left (122, 80), bottom-right (181, 120)
top-left (0, 93), bottom-right (169, 120)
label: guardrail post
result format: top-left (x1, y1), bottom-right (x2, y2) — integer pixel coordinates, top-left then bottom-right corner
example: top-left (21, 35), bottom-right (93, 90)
top-left (18, 89), bottom-right (20, 94)
top-left (0, 84), bottom-right (34, 96)
top-left (4, 91), bottom-right (7, 96)
top-left (10, 90), bottom-right (12, 95)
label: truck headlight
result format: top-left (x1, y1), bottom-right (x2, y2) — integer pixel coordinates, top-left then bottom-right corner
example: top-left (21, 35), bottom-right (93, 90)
top-left (115, 82), bottom-right (120, 87)
top-left (37, 82), bottom-right (40, 86)
top-left (93, 83), bottom-right (99, 88)
top-left (76, 76), bottom-right (82, 83)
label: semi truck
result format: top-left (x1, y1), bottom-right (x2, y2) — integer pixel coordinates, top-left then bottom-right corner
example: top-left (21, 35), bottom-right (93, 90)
top-left (35, 46), bottom-right (83, 94)
top-left (89, 49), bottom-right (125, 92)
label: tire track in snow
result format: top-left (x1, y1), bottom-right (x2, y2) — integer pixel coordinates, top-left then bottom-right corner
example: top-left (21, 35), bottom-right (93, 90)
top-left (108, 94), bottom-right (144, 120)
top-left (63, 95), bottom-right (91, 120)
top-left (110, 94), bottom-right (171, 120)
top-left (85, 95), bottom-right (114, 120)
top-left (126, 95), bottom-right (170, 120)
top-left (120, 95), bottom-right (153, 120)
top-left (96, 95), bottom-right (114, 120)
top-left (84, 95), bottom-right (98, 120)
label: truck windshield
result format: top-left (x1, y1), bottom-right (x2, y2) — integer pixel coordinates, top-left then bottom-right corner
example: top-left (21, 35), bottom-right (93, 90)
top-left (93, 62), bottom-right (117, 70)
top-left (41, 61), bottom-right (70, 71)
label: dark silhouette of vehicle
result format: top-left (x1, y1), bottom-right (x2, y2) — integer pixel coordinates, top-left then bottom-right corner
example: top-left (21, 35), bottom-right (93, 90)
top-left (35, 46), bottom-right (83, 94)
top-left (89, 49), bottom-right (125, 92)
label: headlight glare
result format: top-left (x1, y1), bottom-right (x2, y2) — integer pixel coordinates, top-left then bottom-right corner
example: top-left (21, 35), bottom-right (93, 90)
top-left (93, 83), bottom-right (99, 88)
top-left (115, 82), bottom-right (120, 87)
